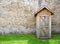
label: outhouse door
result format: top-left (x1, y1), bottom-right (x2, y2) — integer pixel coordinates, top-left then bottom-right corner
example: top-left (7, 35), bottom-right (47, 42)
top-left (36, 14), bottom-right (51, 39)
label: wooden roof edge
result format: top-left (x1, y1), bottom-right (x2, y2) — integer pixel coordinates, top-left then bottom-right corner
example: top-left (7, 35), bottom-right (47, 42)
top-left (34, 7), bottom-right (54, 17)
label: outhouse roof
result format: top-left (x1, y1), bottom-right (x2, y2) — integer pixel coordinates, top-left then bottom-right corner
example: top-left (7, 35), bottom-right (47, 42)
top-left (35, 7), bottom-right (54, 17)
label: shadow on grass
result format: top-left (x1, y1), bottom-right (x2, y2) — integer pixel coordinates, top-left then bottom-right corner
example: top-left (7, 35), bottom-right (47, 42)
top-left (51, 34), bottom-right (60, 40)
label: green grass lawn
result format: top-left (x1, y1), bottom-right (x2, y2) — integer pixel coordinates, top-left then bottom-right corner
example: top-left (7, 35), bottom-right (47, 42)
top-left (0, 34), bottom-right (60, 44)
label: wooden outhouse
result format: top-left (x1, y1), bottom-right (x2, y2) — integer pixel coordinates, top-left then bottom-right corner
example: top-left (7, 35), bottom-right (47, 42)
top-left (35, 7), bottom-right (54, 39)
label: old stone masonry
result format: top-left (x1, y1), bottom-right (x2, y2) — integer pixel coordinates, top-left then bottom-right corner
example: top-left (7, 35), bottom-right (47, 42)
top-left (0, 0), bottom-right (60, 34)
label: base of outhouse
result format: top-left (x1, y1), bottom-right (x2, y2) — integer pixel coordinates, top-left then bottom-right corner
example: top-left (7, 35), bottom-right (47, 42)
top-left (38, 37), bottom-right (51, 39)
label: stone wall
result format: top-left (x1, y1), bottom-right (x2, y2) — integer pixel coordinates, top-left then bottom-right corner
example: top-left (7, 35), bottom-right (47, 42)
top-left (0, 0), bottom-right (38, 34)
top-left (0, 0), bottom-right (60, 34)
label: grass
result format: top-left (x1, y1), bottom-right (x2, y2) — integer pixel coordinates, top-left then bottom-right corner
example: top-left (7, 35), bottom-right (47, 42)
top-left (0, 34), bottom-right (60, 44)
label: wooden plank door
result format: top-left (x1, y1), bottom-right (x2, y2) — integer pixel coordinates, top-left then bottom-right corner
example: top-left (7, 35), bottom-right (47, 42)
top-left (39, 15), bottom-right (51, 38)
